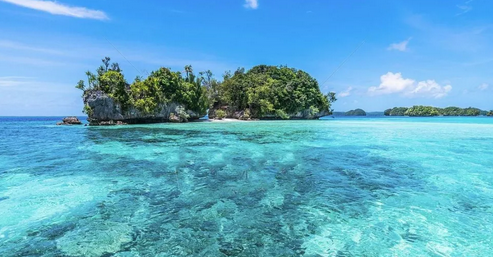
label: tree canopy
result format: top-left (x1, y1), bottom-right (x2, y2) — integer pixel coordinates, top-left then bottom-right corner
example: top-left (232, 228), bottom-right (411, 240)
top-left (213, 65), bottom-right (336, 119)
top-left (77, 58), bottom-right (336, 121)
top-left (384, 107), bottom-right (409, 116)
top-left (77, 57), bottom-right (209, 117)
top-left (345, 109), bottom-right (366, 116)
top-left (385, 106), bottom-right (485, 117)
top-left (437, 107), bottom-right (481, 116)
top-left (404, 106), bottom-right (440, 117)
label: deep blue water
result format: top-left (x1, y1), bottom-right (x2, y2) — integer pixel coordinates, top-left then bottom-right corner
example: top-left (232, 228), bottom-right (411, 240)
top-left (1, 116), bottom-right (493, 256)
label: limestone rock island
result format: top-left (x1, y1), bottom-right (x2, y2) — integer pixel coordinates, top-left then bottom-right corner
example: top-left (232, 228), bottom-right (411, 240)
top-left (76, 57), bottom-right (336, 125)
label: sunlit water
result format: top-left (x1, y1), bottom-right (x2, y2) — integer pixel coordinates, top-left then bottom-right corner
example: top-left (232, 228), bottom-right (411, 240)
top-left (1, 116), bottom-right (493, 256)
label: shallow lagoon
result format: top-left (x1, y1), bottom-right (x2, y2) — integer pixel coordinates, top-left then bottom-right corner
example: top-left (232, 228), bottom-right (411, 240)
top-left (1, 117), bottom-right (493, 256)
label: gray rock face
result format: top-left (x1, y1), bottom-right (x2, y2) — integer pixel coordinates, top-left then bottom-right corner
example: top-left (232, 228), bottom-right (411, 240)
top-left (84, 90), bottom-right (202, 125)
top-left (84, 91), bottom-right (124, 121)
top-left (56, 116), bottom-right (82, 125)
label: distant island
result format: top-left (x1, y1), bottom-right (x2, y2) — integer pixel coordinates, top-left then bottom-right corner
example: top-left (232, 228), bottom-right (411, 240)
top-left (344, 108), bottom-right (366, 116)
top-left (384, 106), bottom-right (492, 117)
top-left (76, 57), bottom-right (336, 125)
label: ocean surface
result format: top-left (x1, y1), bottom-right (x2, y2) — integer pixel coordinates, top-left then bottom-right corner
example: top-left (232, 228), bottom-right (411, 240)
top-left (1, 116), bottom-right (493, 256)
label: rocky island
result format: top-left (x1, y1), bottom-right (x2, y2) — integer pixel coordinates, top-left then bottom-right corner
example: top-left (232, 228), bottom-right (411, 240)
top-left (56, 116), bottom-right (82, 125)
top-left (207, 65), bottom-right (336, 120)
top-left (384, 106), bottom-right (487, 117)
top-left (76, 57), bottom-right (336, 125)
top-left (344, 108), bottom-right (366, 116)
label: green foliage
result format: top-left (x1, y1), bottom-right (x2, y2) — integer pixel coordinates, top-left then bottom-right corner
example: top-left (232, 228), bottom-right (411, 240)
top-left (82, 104), bottom-right (93, 116)
top-left (387, 107), bottom-right (409, 116)
top-left (387, 106), bottom-right (484, 117)
top-left (80, 57), bottom-right (209, 117)
top-left (487, 111), bottom-right (493, 116)
top-left (345, 108), bottom-right (366, 116)
top-left (275, 109), bottom-right (289, 119)
top-left (132, 67), bottom-right (208, 115)
top-left (215, 110), bottom-right (227, 120)
top-left (100, 70), bottom-right (130, 111)
top-left (175, 106), bottom-right (190, 122)
top-left (75, 80), bottom-right (85, 91)
top-left (384, 109), bottom-right (391, 116)
top-left (79, 58), bottom-right (335, 120)
top-left (438, 107), bottom-right (481, 116)
top-left (404, 106), bottom-right (440, 117)
top-left (215, 65), bottom-right (334, 118)
top-left (309, 106), bottom-right (320, 116)
top-left (243, 108), bottom-right (251, 119)
top-left (462, 107), bottom-right (480, 116)
top-left (130, 78), bottom-right (159, 114)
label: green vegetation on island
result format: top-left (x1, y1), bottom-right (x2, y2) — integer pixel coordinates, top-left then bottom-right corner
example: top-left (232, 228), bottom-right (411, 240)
top-left (404, 106), bottom-right (440, 117)
top-left (487, 111), bottom-right (493, 116)
top-left (439, 107), bottom-right (481, 116)
top-left (384, 107), bottom-right (409, 116)
top-left (210, 65), bottom-right (336, 120)
top-left (345, 109), bottom-right (366, 116)
top-left (384, 106), bottom-right (486, 117)
top-left (77, 58), bottom-right (208, 124)
top-left (76, 57), bottom-right (336, 124)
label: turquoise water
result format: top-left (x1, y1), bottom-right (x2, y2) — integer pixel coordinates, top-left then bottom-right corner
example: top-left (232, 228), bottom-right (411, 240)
top-left (1, 116), bottom-right (493, 256)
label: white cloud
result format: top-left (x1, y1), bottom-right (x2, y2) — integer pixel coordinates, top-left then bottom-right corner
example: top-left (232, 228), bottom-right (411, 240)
top-left (368, 72), bottom-right (452, 98)
top-left (456, 0), bottom-right (474, 16)
top-left (405, 80), bottom-right (452, 98)
top-left (0, 76), bottom-right (33, 87)
top-left (0, 0), bottom-right (108, 20)
top-left (0, 40), bottom-right (64, 55)
top-left (387, 38), bottom-right (411, 51)
top-left (456, 5), bottom-right (472, 15)
top-left (368, 72), bottom-right (414, 94)
top-left (244, 0), bottom-right (258, 9)
top-left (478, 83), bottom-right (489, 91)
top-left (338, 86), bottom-right (353, 97)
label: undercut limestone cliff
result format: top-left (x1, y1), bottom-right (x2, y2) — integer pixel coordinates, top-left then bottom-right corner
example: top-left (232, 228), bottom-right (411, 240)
top-left (84, 91), bottom-right (201, 125)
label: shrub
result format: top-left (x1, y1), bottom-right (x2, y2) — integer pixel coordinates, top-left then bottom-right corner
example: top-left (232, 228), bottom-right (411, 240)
top-left (404, 105), bottom-right (440, 117)
top-left (389, 107), bottom-right (409, 116)
top-left (275, 109), bottom-right (290, 120)
top-left (243, 108), bottom-right (251, 119)
top-left (175, 106), bottom-right (190, 122)
top-left (83, 104), bottom-right (93, 116)
top-left (215, 110), bottom-right (227, 120)
top-left (308, 106), bottom-right (320, 116)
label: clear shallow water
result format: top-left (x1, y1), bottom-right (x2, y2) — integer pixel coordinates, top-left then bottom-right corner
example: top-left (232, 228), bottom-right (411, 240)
top-left (1, 116), bottom-right (493, 256)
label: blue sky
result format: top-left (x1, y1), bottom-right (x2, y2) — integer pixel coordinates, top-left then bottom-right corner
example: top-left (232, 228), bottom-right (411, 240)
top-left (0, 0), bottom-right (492, 115)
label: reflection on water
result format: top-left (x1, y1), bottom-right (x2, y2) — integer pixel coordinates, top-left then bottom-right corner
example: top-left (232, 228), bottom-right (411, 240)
top-left (1, 118), bottom-right (493, 256)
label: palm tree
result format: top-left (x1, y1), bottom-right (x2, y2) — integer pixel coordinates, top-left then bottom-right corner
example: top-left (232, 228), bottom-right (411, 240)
top-left (184, 65), bottom-right (193, 82)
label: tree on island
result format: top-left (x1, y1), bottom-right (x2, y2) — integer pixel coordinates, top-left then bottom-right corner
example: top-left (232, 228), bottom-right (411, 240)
top-left (76, 57), bottom-right (209, 122)
top-left (487, 111), bottom-right (493, 116)
top-left (76, 58), bottom-right (337, 124)
top-left (211, 65), bottom-right (336, 119)
top-left (437, 107), bottom-right (481, 116)
top-left (404, 106), bottom-right (440, 117)
top-left (384, 107), bottom-right (409, 116)
top-left (385, 106), bottom-right (485, 117)
top-left (345, 109), bottom-right (366, 116)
